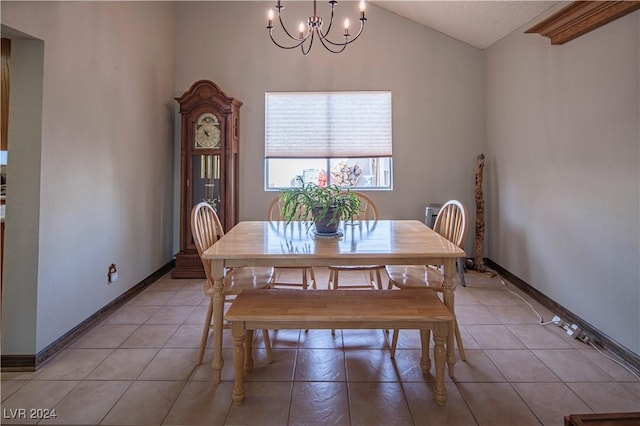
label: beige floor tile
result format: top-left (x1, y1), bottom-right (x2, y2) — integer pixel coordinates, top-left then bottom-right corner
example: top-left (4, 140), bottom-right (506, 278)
top-left (345, 349), bottom-right (399, 382)
top-left (342, 329), bottom-right (390, 350)
top-left (348, 382), bottom-right (413, 426)
top-left (166, 290), bottom-right (207, 306)
top-left (567, 382), bottom-right (640, 413)
top-left (298, 329), bottom-right (343, 349)
top-left (164, 381), bottom-right (233, 426)
top-left (533, 349), bottom-right (614, 382)
top-left (465, 325), bottom-right (527, 349)
top-left (391, 349), bottom-right (442, 383)
top-left (119, 324), bottom-right (179, 348)
top-left (189, 349), bottom-right (236, 382)
top-left (1, 371), bottom-right (39, 381)
top-left (457, 382), bottom-right (541, 425)
top-left (100, 380), bottom-right (184, 425)
top-left (289, 382), bottom-right (350, 426)
top-left (468, 288), bottom-right (525, 306)
top-left (244, 348), bottom-right (297, 382)
top-left (452, 288), bottom-right (482, 305)
top-left (104, 305), bottom-right (161, 325)
top-left (456, 305), bottom-right (501, 325)
top-left (449, 349), bottom-right (506, 383)
top-left (185, 304), bottom-right (210, 324)
top-left (39, 380), bottom-right (131, 425)
top-left (295, 349), bottom-right (346, 381)
top-left (86, 348), bottom-right (158, 380)
top-left (486, 350), bottom-right (561, 382)
top-left (268, 329), bottom-right (301, 348)
top-left (32, 349), bottom-right (113, 381)
top-left (621, 381), bottom-right (640, 398)
top-left (1, 380), bottom-right (28, 401)
top-left (138, 348), bottom-right (199, 381)
top-left (404, 382), bottom-right (477, 426)
top-left (128, 290), bottom-right (177, 306)
top-left (72, 324), bottom-right (139, 349)
top-left (1, 381), bottom-right (79, 425)
top-left (457, 324), bottom-right (482, 350)
top-left (390, 329), bottom-right (422, 350)
top-left (164, 323), bottom-right (205, 348)
top-left (145, 305), bottom-right (196, 324)
top-left (487, 305), bottom-right (542, 324)
top-left (225, 382), bottom-right (292, 426)
top-left (578, 348), bottom-right (640, 382)
top-left (512, 383), bottom-right (592, 426)
top-left (506, 325), bottom-right (574, 349)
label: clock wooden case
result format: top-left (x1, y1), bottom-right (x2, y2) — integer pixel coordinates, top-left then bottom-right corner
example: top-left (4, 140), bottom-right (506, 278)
top-left (173, 80), bottom-right (241, 278)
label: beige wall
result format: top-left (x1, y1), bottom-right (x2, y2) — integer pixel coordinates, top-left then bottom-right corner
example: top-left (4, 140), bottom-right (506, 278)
top-left (173, 1), bottom-right (485, 236)
top-left (1, 2), bottom-right (176, 353)
top-left (485, 9), bottom-right (640, 354)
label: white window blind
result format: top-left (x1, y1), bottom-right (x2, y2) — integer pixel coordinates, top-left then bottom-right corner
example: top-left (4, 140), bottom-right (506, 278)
top-left (265, 91), bottom-right (392, 158)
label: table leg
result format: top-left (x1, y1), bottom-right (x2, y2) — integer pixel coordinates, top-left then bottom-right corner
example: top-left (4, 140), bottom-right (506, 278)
top-left (231, 321), bottom-right (245, 405)
top-left (433, 323), bottom-right (448, 406)
top-left (211, 260), bottom-right (225, 383)
top-left (442, 258), bottom-right (457, 371)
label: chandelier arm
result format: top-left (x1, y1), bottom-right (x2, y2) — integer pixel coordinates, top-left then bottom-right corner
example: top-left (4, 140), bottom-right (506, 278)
top-left (278, 10), bottom-right (305, 42)
top-left (269, 30), bottom-right (307, 50)
top-left (301, 30), bottom-right (315, 55)
top-left (318, 3), bottom-right (337, 40)
top-left (317, 33), bottom-right (348, 53)
top-left (321, 19), bottom-right (365, 47)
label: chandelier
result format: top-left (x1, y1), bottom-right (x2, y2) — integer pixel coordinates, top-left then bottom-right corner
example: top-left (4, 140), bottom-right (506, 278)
top-left (267, 0), bottom-right (367, 55)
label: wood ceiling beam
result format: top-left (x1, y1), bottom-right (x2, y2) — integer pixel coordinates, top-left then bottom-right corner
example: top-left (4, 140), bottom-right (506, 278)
top-left (525, 1), bottom-right (640, 45)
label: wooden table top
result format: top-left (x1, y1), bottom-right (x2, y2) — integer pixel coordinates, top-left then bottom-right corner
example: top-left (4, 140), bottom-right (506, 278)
top-left (225, 289), bottom-right (454, 323)
top-left (202, 220), bottom-right (465, 267)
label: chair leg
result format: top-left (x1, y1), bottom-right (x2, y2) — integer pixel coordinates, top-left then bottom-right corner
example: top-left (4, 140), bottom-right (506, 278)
top-left (454, 319), bottom-right (466, 361)
top-left (309, 267), bottom-right (317, 289)
top-left (302, 268), bottom-right (308, 290)
top-left (375, 269), bottom-right (383, 290)
top-left (197, 299), bottom-right (214, 365)
top-left (390, 329), bottom-right (399, 358)
top-left (262, 329), bottom-right (273, 363)
top-left (457, 257), bottom-right (467, 287)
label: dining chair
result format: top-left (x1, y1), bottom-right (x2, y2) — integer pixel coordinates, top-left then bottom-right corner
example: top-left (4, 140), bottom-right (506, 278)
top-left (327, 192), bottom-right (385, 291)
top-left (191, 201), bottom-right (275, 365)
top-left (385, 199), bottom-right (469, 360)
top-left (267, 196), bottom-right (317, 290)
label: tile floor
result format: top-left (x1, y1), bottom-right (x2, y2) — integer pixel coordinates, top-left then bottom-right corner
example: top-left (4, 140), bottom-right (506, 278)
top-left (2, 268), bottom-right (639, 425)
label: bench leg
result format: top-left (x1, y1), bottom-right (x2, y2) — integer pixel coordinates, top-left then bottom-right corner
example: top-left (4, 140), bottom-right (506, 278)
top-left (433, 324), bottom-right (447, 406)
top-left (231, 322), bottom-right (245, 405)
top-left (420, 329), bottom-right (431, 373)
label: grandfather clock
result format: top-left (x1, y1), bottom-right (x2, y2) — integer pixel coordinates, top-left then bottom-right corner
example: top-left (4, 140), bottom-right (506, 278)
top-left (173, 80), bottom-right (241, 278)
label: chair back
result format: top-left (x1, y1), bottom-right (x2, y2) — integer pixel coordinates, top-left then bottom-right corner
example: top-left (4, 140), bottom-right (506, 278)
top-left (268, 196), bottom-right (306, 221)
top-left (191, 202), bottom-right (224, 283)
top-left (349, 192), bottom-right (378, 221)
top-left (433, 200), bottom-right (468, 248)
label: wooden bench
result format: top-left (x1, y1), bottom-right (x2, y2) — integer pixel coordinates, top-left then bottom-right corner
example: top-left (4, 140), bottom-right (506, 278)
top-left (225, 288), bottom-right (455, 406)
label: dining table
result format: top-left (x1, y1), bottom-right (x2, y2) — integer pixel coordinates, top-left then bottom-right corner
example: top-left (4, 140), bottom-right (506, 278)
top-left (200, 219), bottom-right (466, 383)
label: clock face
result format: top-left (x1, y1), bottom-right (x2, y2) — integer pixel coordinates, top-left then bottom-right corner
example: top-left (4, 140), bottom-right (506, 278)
top-left (195, 113), bottom-right (221, 149)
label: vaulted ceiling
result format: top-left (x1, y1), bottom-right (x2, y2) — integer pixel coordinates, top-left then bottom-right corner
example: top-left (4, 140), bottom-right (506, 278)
top-left (372, 1), bottom-right (559, 49)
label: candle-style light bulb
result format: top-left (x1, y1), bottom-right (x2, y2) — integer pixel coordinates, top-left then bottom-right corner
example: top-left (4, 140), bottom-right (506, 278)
top-left (344, 18), bottom-right (350, 36)
top-left (267, 9), bottom-right (274, 27)
top-left (299, 22), bottom-right (305, 38)
top-left (359, 0), bottom-right (366, 12)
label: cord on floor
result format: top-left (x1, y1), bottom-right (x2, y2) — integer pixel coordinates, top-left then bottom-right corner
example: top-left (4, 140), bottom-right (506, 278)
top-left (493, 273), bottom-right (640, 381)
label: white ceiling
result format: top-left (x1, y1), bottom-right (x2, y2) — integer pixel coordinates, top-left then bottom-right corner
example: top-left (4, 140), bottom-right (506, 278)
top-left (372, 1), bottom-right (560, 49)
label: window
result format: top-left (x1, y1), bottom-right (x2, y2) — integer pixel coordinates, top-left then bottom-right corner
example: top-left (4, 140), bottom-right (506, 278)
top-left (265, 91), bottom-right (392, 190)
